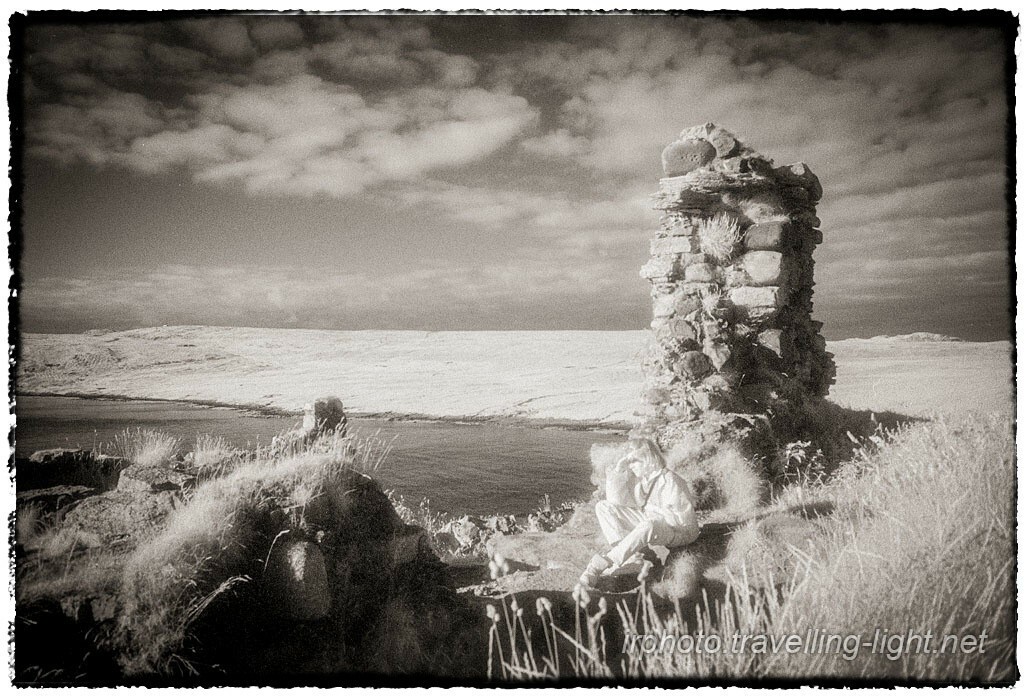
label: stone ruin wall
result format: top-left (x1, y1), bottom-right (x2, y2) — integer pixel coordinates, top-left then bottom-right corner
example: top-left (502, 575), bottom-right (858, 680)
top-left (635, 123), bottom-right (836, 450)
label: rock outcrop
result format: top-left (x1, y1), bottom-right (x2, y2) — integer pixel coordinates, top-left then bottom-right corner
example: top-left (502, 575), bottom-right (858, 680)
top-left (302, 396), bottom-right (348, 434)
top-left (17, 449), bottom-right (127, 492)
top-left (116, 456), bottom-right (477, 679)
top-left (638, 123), bottom-right (835, 449)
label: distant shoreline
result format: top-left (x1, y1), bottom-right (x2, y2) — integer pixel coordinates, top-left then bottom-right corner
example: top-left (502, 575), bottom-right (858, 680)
top-left (16, 391), bottom-right (632, 435)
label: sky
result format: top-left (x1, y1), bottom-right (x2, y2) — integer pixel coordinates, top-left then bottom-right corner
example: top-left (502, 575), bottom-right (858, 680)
top-left (15, 12), bottom-right (1014, 340)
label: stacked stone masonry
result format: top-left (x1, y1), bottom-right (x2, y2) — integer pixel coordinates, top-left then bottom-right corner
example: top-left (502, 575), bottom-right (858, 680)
top-left (639, 123), bottom-right (836, 439)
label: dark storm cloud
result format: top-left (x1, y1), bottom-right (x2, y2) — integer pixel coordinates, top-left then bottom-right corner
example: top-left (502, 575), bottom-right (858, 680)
top-left (18, 14), bottom-right (1013, 338)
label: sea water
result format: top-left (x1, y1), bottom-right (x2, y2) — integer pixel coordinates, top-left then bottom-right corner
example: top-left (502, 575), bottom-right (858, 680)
top-left (14, 396), bottom-right (623, 515)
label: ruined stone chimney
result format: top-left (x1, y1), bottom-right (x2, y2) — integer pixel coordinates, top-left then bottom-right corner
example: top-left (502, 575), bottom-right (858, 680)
top-left (636, 123), bottom-right (835, 450)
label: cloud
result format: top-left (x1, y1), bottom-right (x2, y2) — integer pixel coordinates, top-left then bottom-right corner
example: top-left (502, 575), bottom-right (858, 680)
top-left (173, 17), bottom-right (256, 62)
top-left (249, 18), bottom-right (306, 51)
top-left (24, 21), bottom-right (539, 198)
top-left (18, 16), bottom-right (1013, 338)
top-left (21, 256), bottom-right (649, 333)
top-left (385, 180), bottom-right (652, 244)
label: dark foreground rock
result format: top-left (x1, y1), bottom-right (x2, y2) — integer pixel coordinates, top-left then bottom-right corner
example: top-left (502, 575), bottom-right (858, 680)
top-left (17, 449), bottom-right (127, 492)
top-left (108, 457), bottom-right (483, 682)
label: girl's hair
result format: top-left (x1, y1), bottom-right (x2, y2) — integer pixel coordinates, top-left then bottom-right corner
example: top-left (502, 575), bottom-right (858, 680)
top-left (628, 437), bottom-right (666, 470)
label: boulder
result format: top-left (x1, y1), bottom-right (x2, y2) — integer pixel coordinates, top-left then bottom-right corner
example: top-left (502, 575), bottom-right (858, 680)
top-left (302, 396), bottom-right (347, 434)
top-left (18, 450), bottom-right (127, 493)
top-left (662, 138), bottom-right (717, 176)
top-left (390, 524), bottom-right (430, 566)
top-left (117, 464), bottom-right (195, 493)
top-left (62, 490), bottom-right (179, 548)
top-left (17, 485), bottom-right (97, 518)
top-left (264, 539), bottom-right (331, 621)
top-left (447, 516), bottom-right (485, 552)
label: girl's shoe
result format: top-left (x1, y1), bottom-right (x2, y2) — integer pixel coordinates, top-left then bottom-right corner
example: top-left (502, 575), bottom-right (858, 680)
top-left (578, 554), bottom-right (612, 589)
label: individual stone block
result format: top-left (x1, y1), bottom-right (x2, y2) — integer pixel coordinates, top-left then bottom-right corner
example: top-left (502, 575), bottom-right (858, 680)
top-left (640, 254), bottom-right (679, 280)
top-left (758, 329), bottom-right (785, 357)
top-left (793, 211), bottom-right (821, 229)
top-left (652, 293), bottom-right (677, 318)
top-left (729, 286), bottom-right (784, 309)
top-left (703, 374), bottom-right (734, 391)
top-left (264, 539), bottom-right (331, 621)
top-left (744, 220), bottom-right (794, 251)
top-left (724, 267), bottom-right (749, 287)
top-left (651, 236), bottom-right (698, 256)
top-left (709, 130), bottom-right (739, 158)
top-left (798, 227), bottom-right (823, 254)
top-left (680, 351), bottom-right (712, 378)
top-left (741, 251), bottom-right (793, 286)
top-left (787, 162), bottom-right (822, 201)
top-left (674, 295), bottom-right (702, 316)
top-left (679, 282), bottom-right (720, 298)
top-left (704, 341), bottom-right (732, 371)
top-left (662, 139), bottom-right (717, 176)
top-left (681, 263), bottom-right (719, 283)
top-left (669, 320), bottom-right (697, 343)
top-left (679, 252), bottom-right (708, 267)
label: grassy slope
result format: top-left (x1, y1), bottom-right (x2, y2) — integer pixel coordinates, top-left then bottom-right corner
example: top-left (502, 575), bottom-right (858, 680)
top-left (490, 413), bottom-right (1016, 683)
top-left (18, 327), bottom-right (1013, 423)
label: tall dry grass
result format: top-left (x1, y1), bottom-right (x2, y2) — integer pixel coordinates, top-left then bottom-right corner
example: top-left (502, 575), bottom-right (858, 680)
top-left (488, 414), bottom-right (1015, 684)
top-left (115, 428), bottom-right (395, 675)
top-left (112, 428), bottom-right (181, 467)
